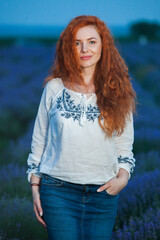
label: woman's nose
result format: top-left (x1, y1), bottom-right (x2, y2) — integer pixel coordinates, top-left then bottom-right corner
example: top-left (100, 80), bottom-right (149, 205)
top-left (81, 43), bottom-right (88, 52)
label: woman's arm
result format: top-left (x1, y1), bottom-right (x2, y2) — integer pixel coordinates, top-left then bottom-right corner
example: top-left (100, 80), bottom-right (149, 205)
top-left (97, 112), bottom-right (135, 194)
top-left (114, 111), bottom-right (136, 180)
top-left (26, 83), bottom-right (52, 182)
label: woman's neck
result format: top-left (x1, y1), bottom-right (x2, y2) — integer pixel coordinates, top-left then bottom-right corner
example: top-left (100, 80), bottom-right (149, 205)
top-left (81, 66), bottom-right (95, 86)
top-left (63, 67), bottom-right (96, 94)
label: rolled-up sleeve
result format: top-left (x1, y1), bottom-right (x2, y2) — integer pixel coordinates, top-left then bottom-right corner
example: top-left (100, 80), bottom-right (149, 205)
top-left (114, 112), bottom-right (136, 179)
top-left (26, 83), bottom-right (52, 182)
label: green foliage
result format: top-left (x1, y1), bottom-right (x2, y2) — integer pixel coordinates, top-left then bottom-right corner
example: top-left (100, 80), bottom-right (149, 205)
top-left (0, 111), bottom-right (23, 155)
top-left (0, 111), bottom-right (24, 139)
top-left (0, 38), bottom-right (16, 47)
top-left (0, 143), bottom-right (29, 166)
top-left (130, 21), bottom-right (160, 41)
top-left (0, 139), bottom-right (9, 156)
top-left (135, 151), bottom-right (160, 175)
top-left (133, 139), bottom-right (160, 153)
top-left (0, 37), bottom-right (58, 47)
top-left (0, 108), bottom-right (34, 156)
top-left (0, 177), bottom-right (31, 199)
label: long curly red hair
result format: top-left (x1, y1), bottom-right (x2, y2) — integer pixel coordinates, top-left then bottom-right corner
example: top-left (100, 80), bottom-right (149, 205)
top-left (44, 15), bottom-right (136, 137)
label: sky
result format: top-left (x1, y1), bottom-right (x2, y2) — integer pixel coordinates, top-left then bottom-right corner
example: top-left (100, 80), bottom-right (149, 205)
top-left (0, 0), bottom-right (160, 28)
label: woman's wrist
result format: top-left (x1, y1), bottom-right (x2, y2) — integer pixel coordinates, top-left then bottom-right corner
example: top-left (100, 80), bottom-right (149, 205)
top-left (30, 174), bottom-right (42, 191)
top-left (117, 168), bottom-right (129, 178)
top-left (117, 168), bottom-right (129, 186)
top-left (31, 174), bottom-right (41, 184)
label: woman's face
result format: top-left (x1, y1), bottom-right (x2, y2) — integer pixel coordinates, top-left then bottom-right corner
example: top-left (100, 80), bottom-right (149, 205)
top-left (75, 25), bottom-right (102, 70)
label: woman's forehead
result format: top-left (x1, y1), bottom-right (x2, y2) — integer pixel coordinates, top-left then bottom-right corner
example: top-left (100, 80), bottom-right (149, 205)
top-left (75, 25), bottom-right (100, 39)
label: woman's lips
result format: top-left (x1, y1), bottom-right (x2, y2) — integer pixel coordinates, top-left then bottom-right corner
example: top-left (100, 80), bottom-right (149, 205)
top-left (80, 55), bottom-right (92, 60)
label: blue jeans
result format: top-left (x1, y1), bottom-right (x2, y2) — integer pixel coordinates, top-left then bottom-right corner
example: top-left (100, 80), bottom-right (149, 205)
top-left (40, 174), bottom-right (119, 240)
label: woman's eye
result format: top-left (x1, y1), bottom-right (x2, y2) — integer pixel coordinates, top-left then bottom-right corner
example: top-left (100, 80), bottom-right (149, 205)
top-left (75, 42), bottom-right (80, 46)
top-left (90, 41), bottom-right (95, 44)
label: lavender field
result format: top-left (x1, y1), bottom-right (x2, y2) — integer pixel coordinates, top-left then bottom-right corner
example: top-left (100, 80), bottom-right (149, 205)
top-left (0, 42), bottom-right (160, 240)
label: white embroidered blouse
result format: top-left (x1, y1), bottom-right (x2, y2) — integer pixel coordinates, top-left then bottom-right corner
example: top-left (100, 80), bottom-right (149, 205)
top-left (26, 78), bottom-right (136, 184)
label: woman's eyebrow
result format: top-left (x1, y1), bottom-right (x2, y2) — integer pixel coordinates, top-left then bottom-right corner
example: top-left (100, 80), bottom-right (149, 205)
top-left (76, 37), bottom-right (97, 41)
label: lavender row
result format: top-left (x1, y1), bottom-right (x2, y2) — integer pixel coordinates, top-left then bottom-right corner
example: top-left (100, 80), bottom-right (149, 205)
top-left (116, 169), bottom-right (160, 227)
top-left (112, 207), bottom-right (160, 240)
top-left (0, 196), bottom-right (47, 240)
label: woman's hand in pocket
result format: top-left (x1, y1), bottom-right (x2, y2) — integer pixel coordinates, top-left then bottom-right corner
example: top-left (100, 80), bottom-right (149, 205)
top-left (97, 168), bottom-right (129, 195)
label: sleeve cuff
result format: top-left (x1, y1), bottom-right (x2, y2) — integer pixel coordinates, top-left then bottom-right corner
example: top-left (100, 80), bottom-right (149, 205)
top-left (27, 169), bottom-right (43, 183)
top-left (118, 155), bottom-right (136, 180)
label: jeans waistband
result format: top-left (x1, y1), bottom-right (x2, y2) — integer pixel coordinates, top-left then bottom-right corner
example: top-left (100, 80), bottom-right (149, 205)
top-left (42, 173), bottom-right (102, 189)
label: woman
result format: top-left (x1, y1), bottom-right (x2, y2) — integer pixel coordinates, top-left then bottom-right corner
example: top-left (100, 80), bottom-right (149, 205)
top-left (27, 15), bottom-right (136, 240)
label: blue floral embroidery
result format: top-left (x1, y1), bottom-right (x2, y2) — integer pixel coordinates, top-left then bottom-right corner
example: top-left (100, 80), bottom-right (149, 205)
top-left (28, 163), bottom-right (39, 170)
top-left (56, 89), bottom-right (100, 122)
top-left (118, 155), bottom-right (136, 175)
top-left (26, 163), bottom-right (39, 176)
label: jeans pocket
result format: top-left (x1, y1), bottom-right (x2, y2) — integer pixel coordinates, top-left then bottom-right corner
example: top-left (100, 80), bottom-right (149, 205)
top-left (105, 190), bottom-right (118, 197)
top-left (41, 174), bottom-right (63, 187)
